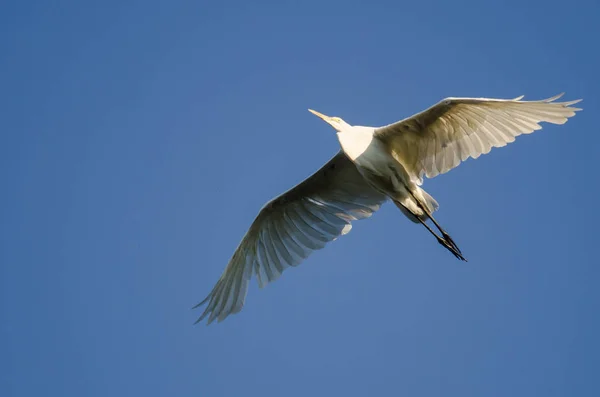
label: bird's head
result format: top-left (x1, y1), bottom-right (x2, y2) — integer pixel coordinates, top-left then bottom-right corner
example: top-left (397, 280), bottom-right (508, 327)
top-left (308, 109), bottom-right (350, 132)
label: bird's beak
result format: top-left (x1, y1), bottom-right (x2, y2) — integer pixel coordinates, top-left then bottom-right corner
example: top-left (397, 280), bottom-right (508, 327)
top-left (308, 109), bottom-right (331, 122)
top-left (308, 109), bottom-right (341, 131)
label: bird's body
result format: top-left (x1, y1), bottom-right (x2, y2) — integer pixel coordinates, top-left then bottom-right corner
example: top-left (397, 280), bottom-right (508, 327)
top-left (195, 93), bottom-right (582, 324)
top-left (336, 125), bottom-right (433, 220)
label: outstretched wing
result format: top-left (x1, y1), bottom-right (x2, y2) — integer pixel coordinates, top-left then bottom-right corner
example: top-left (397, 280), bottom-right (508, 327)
top-left (375, 93), bottom-right (582, 184)
top-left (195, 151), bottom-right (388, 324)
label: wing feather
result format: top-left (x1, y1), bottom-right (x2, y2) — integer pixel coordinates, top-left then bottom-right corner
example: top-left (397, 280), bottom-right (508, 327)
top-left (194, 151), bottom-right (387, 324)
top-left (375, 93), bottom-right (582, 184)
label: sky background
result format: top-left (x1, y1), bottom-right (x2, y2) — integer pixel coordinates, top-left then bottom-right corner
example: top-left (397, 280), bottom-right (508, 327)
top-left (1, 1), bottom-right (599, 396)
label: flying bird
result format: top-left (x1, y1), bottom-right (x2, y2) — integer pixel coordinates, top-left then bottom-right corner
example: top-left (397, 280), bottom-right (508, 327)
top-left (195, 93), bottom-right (582, 324)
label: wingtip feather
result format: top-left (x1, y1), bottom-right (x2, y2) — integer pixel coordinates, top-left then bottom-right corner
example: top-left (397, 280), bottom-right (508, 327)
top-left (544, 92), bottom-right (565, 102)
top-left (192, 294), bottom-right (211, 310)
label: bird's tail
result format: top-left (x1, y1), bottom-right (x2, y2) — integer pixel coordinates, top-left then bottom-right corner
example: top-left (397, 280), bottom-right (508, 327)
top-left (420, 189), bottom-right (439, 215)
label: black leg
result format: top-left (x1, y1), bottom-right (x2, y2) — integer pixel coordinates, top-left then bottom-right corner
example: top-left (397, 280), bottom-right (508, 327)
top-left (415, 214), bottom-right (467, 261)
top-left (405, 189), bottom-right (464, 257)
top-left (427, 214), bottom-right (462, 255)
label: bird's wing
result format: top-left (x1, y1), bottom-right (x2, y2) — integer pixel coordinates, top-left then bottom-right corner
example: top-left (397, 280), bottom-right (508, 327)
top-left (374, 93), bottom-right (582, 184)
top-left (194, 151), bottom-right (388, 324)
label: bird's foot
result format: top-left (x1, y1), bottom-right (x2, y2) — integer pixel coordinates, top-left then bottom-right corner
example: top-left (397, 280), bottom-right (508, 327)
top-left (437, 236), bottom-right (467, 262)
top-left (442, 231), bottom-right (462, 255)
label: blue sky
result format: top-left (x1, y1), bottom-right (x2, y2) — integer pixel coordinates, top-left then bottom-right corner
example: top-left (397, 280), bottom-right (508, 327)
top-left (1, 0), bottom-right (599, 396)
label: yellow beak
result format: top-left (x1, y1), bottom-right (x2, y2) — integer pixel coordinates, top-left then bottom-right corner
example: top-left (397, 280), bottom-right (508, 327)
top-left (308, 109), bottom-right (330, 121)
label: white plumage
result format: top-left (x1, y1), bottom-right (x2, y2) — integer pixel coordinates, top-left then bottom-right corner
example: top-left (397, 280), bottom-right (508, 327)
top-left (376, 93), bottom-right (581, 183)
top-left (195, 93), bottom-right (581, 324)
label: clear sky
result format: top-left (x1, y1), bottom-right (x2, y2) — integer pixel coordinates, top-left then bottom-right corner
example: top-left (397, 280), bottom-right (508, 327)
top-left (1, 1), bottom-right (599, 396)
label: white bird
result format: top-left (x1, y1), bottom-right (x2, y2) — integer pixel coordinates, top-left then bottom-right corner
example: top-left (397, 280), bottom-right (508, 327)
top-left (195, 93), bottom-right (582, 324)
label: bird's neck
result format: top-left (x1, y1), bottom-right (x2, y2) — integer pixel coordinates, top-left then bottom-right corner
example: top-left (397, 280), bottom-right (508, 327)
top-left (337, 127), bottom-right (375, 161)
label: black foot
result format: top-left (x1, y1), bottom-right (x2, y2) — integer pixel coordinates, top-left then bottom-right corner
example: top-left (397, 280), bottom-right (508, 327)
top-left (442, 231), bottom-right (462, 255)
top-left (437, 236), bottom-right (467, 262)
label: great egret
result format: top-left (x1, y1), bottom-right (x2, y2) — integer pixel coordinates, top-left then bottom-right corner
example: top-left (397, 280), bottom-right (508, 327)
top-left (195, 93), bottom-right (581, 324)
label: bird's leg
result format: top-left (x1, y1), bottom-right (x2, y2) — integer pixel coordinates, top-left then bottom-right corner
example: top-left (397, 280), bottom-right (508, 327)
top-left (426, 214), bottom-right (462, 255)
top-left (406, 188), bottom-right (466, 255)
top-left (404, 189), bottom-right (465, 259)
top-left (415, 216), bottom-right (466, 261)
